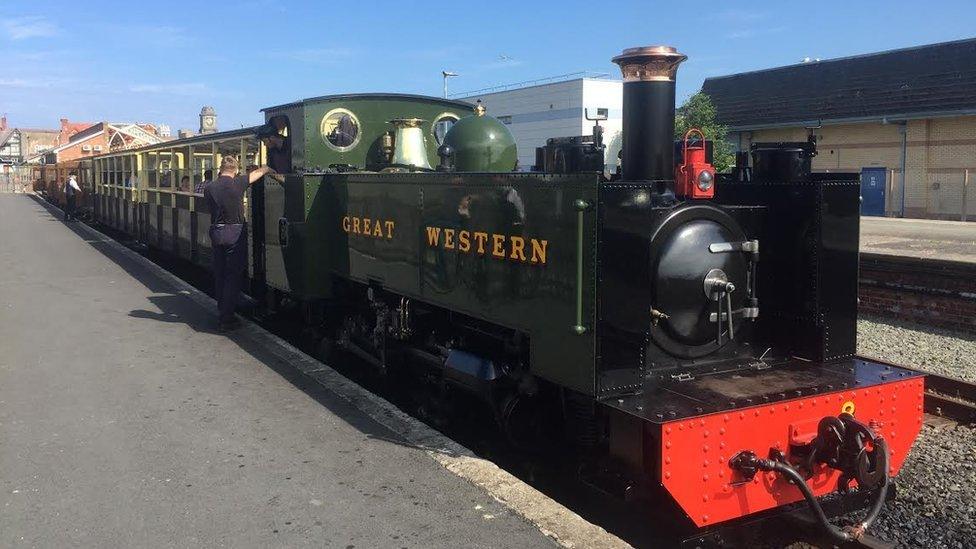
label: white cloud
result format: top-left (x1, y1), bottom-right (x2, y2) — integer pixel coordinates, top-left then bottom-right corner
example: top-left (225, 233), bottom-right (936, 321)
top-left (2, 16), bottom-right (59, 40)
top-left (129, 83), bottom-right (209, 96)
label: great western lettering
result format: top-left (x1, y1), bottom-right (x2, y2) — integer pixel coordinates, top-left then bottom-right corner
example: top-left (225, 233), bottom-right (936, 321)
top-left (425, 226), bottom-right (548, 265)
top-left (342, 215), bottom-right (395, 240)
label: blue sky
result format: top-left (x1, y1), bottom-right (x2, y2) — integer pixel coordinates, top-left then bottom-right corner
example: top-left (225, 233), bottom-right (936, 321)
top-left (2, 0), bottom-right (975, 132)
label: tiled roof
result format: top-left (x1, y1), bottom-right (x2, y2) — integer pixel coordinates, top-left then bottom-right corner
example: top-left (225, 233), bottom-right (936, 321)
top-left (701, 38), bottom-right (976, 129)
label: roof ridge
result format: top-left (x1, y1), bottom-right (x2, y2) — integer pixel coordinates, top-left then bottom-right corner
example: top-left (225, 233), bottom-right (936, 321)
top-left (704, 36), bottom-right (976, 82)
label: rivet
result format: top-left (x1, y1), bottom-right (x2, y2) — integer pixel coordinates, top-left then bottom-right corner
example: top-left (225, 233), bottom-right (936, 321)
top-left (704, 430), bottom-right (710, 438)
top-left (784, 404), bottom-right (789, 411)
top-left (719, 428), bottom-right (726, 435)
top-left (703, 445), bottom-right (709, 453)
top-left (703, 494), bottom-right (709, 502)
top-left (703, 460), bottom-right (709, 467)
top-left (719, 470), bottom-right (725, 477)
top-left (703, 514), bottom-right (709, 522)
top-left (666, 427), bottom-right (672, 434)
top-left (665, 472), bottom-right (671, 479)
top-left (723, 414), bottom-right (730, 422)
top-left (700, 419), bottom-right (706, 426)
top-left (665, 457), bottom-right (672, 464)
top-left (666, 441), bottom-right (672, 448)
top-left (702, 474), bottom-right (709, 481)
top-left (719, 442), bottom-right (726, 449)
top-left (739, 412), bottom-right (745, 420)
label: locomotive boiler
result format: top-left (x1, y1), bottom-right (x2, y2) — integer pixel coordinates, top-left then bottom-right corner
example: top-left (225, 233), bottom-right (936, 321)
top-left (90, 45), bottom-right (925, 547)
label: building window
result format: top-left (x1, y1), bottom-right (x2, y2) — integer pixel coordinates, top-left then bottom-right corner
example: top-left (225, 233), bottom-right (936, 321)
top-left (498, 115), bottom-right (512, 125)
top-left (597, 108), bottom-right (608, 118)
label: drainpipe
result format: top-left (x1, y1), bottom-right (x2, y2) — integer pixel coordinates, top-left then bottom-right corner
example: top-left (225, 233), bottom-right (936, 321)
top-left (899, 122), bottom-right (908, 218)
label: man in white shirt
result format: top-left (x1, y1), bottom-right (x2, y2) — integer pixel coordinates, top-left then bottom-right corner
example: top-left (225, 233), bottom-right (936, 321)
top-left (63, 173), bottom-right (81, 221)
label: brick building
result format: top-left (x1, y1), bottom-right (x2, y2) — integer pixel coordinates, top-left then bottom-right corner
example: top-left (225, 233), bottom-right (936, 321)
top-left (40, 122), bottom-right (166, 164)
top-left (703, 38), bottom-right (976, 221)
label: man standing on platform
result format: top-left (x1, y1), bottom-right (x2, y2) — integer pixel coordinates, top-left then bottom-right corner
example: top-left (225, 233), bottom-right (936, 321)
top-left (63, 173), bottom-right (81, 221)
top-left (203, 156), bottom-right (273, 331)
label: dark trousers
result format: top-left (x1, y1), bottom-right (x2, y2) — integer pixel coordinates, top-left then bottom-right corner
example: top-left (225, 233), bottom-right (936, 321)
top-left (65, 194), bottom-right (76, 220)
top-left (211, 228), bottom-right (247, 323)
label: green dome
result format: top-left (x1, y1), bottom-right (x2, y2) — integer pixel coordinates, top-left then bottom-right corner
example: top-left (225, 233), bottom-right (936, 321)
top-left (442, 112), bottom-right (517, 172)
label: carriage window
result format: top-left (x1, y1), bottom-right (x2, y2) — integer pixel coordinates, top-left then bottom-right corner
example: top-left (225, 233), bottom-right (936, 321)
top-left (320, 108), bottom-right (360, 151)
top-left (148, 153), bottom-right (158, 187)
top-left (432, 113), bottom-right (459, 144)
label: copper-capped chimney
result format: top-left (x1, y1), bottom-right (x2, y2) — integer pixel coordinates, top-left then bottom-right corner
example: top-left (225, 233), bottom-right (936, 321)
top-left (612, 46), bottom-right (687, 183)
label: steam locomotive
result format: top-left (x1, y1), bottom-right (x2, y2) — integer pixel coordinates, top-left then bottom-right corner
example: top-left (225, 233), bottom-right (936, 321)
top-left (85, 45), bottom-right (924, 546)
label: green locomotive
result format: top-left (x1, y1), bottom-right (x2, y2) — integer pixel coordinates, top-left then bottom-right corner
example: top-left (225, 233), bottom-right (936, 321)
top-left (92, 46), bottom-right (925, 546)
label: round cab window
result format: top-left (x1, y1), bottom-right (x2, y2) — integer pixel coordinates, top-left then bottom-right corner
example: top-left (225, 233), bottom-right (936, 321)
top-left (432, 113), bottom-right (459, 144)
top-left (320, 108), bottom-right (361, 151)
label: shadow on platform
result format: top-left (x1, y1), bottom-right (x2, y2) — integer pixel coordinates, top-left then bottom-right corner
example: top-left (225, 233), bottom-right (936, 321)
top-left (26, 194), bottom-right (425, 453)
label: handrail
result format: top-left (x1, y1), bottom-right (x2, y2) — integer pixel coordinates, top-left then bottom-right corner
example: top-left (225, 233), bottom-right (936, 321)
top-left (573, 198), bottom-right (591, 335)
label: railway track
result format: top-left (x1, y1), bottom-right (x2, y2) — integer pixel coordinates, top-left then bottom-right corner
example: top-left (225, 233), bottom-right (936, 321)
top-left (924, 373), bottom-right (976, 423)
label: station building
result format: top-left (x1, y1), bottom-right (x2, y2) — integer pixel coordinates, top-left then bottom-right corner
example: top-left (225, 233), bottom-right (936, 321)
top-left (458, 74), bottom-right (623, 171)
top-left (703, 38), bottom-right (976, 221)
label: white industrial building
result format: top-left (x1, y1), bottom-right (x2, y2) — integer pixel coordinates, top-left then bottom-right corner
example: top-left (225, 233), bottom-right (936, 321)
top-left (459, 74), bottom-right (623, 171)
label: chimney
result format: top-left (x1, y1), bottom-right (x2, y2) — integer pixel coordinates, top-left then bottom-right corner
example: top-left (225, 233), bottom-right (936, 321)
top-left (0, 115), bottom-right (7, 131)
top-left (611, 46), bottom-right (687, 183)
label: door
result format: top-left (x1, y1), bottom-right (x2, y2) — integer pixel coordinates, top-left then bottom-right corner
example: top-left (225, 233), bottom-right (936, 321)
top-left (860, 167), bottom-right (886, 216)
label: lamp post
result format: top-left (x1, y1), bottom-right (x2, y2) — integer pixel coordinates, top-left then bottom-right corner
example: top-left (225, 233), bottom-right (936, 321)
top-left (442, 71), bottom-right (459, 98)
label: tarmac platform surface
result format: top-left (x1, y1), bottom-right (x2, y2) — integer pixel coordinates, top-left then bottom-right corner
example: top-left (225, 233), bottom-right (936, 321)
top-left (861, 216), bottom-right (976, 263)
top-left (0, 194), bottom-right (558, 548)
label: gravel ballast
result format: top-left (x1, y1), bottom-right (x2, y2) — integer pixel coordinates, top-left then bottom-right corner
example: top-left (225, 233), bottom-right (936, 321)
top-left (854, 314), bottom-right (976, 548)
top-left (858, 314), bottom-right (976, 382)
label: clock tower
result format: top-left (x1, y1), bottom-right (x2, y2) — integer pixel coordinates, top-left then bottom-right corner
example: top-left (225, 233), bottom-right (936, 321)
top-left (199, 106), bottom-right (217, 135)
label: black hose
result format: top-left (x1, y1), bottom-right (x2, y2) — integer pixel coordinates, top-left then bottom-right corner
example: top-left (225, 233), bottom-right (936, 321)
top-left (744, 439), bottom-right (891, 544)
top-left (853, 438), bottom-right (890, 536)
top-left (762, 458), bottom-right (853, 544)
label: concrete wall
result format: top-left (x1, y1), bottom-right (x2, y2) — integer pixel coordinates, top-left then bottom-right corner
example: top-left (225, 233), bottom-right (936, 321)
top-left (462, 78), bottom-right (623, 171)
top-left (734, 115), bottom-right (976, 220)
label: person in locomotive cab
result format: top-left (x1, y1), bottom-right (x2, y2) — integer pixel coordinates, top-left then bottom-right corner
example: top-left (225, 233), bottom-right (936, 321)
top-left (204, 156), bottom-right (274, 331)
top-left (256, 115), bottom-right (291, 174)
top-left (63, 173), bottom-right (81, 221)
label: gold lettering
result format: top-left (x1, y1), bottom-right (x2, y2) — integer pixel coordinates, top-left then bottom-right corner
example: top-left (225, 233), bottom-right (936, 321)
top-left (473, 232), bottom-right (489, 254)
top-left (342, 216), bottom-right (350, 232)
top-left (425, 226), bottom-right (441, 246)
top-left (385, 221), bottom-right (395, 239)
top-left (492, 234), bottom-right (506, 258)
top-left (443, 228), bottom-right (455, 250)
top-left (530, 239), bottom-right (549, 264)
top-left (353, 217), bottom-right (361, 234)
top-left (458, 230), bottom-right (471, 252)
top-left (362, 218), bottom-right (371, 235)
top-left (373, 221), bottom-right (383, 237)
top-left (509, 236), bottom-right (526, 261)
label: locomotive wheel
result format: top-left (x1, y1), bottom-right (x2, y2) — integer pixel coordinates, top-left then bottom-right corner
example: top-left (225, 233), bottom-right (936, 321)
top-left (498, 394), bottom-right (548, 451)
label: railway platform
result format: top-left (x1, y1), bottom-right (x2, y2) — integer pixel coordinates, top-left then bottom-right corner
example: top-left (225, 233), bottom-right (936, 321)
top-left (861, 216), bottom-right (976, 264)
top-left (0, 194), bottom-right (575, 548)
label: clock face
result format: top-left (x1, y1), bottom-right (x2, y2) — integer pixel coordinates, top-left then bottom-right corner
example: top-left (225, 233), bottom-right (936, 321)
top-left (203, 117), bottom-right (215, 129)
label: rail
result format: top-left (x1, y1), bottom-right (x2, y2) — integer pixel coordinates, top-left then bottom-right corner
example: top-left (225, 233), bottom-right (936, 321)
top-left (924, 373), bottom-right (976, 423)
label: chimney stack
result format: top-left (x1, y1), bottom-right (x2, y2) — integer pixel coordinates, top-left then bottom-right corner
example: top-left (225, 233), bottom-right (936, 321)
top-left (611, 46), bottom-right (687, 184)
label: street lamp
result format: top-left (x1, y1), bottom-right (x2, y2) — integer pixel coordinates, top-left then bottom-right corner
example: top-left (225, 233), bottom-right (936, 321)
top-left (442, 71), bottom-right (459, 98)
